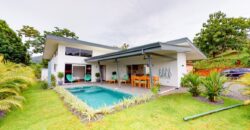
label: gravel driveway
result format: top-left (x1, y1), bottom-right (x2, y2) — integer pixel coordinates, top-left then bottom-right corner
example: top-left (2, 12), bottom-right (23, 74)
top-left (223, 82), bottom-right (249, 100)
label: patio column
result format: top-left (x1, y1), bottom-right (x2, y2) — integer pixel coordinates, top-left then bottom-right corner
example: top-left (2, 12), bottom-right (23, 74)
top-left (177, 52), bottom-right (187, 88)
top-left (48, 61), bottom-right (51, 87)
top-left (147, 55), bottom-right (153, 88)
top-left (115, 59), bottom-right (120, 86)
top-left (98, 61), bottom-right (102, 83)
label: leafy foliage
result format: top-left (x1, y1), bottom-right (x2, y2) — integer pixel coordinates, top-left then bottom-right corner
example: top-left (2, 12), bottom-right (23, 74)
top-left (0, 55), bottom-right (35, 113)
top-left (202, 72), bottom-right (227, 102)
top-left (0, 19), bottom-right (30, 64)
top-left (194, 49), bottom-right (250, 69)
top-left (18, 26), bottom-right (79, 54)
top-left (38, 80), bottom-right (48, 89)
top-left (51, 74), bottom-right (56, 87)
top-left (151, 83), bottom-right (161, 95)
top-left (57, 72), bottom-right (64, 79)
top-left (181, 73), bottom-right (202, 96)
top-left (193, 11), bottom-right (250, 57)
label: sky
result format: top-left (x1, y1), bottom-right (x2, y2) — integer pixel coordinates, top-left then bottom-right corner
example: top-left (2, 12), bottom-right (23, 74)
top-left (0, 0), bottom-right (249, 48)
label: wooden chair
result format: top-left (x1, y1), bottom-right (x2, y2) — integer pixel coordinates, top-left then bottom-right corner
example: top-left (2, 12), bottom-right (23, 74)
top-left (153, 76), bottom-right (160, 85)
top-left (131, 75), bottom-right (135, 87)
top-left (120, 74), bottom-right (129, 84)
top-left (134, 76), bottom-right (141, 87)
top-left (140, 76), bottom-right (147, 88)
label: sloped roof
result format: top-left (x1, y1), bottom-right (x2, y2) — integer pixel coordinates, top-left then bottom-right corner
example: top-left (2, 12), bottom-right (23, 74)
top-left (85, 37), bottom-right (206, 62)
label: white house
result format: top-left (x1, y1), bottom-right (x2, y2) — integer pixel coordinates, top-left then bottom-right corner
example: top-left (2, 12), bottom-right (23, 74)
top-left (42, 35), bottom-right (206, 88)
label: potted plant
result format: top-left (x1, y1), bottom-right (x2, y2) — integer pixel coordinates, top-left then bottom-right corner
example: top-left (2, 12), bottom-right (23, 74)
top-left (95, 72), bottom-right (100, 82)
top-left (57, 72), bottom-right (64, 85)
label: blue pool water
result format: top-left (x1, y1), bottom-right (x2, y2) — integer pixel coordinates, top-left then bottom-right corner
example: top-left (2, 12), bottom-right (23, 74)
top-left (67, 86), bottom-right (132, 109)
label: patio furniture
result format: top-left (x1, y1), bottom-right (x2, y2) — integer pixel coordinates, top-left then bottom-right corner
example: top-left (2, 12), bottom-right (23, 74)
top-left (66, 74), bottom-right (74, 83)
top-left (108, 74), bottom-right (117, 84)
top-left (153, 76), bottom-right (160, 86)
top-left (140, 76), bottom-right (148, 88)
top-left (134, 76), bottom-right (141, 87)
top-left (84, 74), bottom-right (91, 82)
top-left (120, 74), bottom-right (129, 84)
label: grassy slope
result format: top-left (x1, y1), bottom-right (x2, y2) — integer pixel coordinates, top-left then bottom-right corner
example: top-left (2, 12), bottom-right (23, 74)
top-left (0, 85), bottom-right (249, 130)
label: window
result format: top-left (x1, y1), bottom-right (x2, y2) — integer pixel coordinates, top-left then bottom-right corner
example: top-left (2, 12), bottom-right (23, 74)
top-left (65, 47), bottom-right (92, 57)
top-left (80, 49), bottom-right (92, 57)
top-left (65, 47), bottom-right (80, 56)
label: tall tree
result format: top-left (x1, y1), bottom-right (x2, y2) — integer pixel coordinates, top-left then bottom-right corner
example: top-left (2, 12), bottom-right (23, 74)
top-left (193, 11), bottom-right (250, 57)
top-left (18, 26), bottom-right (79, 54)
top-left (0, 20), bottom-right (30, 64)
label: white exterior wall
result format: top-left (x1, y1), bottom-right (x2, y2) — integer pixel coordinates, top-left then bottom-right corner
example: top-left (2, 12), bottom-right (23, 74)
top-left (41, 68), bottom-right (48, 81)
top-left (177, 53), bottom-right (187, 88)
top-left (49, 43), bottom-right (117, 84)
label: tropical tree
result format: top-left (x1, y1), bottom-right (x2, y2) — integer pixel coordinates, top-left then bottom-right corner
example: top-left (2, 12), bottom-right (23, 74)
top-left (0, 19), bottom-right (30, 64)
top-left (18, 26), bottom-right (79, 54)
top-left (193, 11), bottom-right (250, 57)
top-left (202, 72), bottom-right (227, 102)
top-left (181, 73), bottom-right (202, 97)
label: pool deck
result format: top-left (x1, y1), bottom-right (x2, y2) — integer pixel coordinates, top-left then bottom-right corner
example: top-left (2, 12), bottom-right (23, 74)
top-left (62, 82), bottom-right (183, 96)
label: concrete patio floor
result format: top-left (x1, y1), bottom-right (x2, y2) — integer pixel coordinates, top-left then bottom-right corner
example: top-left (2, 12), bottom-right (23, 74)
top-left (62, 82), bottom-right (180, 96)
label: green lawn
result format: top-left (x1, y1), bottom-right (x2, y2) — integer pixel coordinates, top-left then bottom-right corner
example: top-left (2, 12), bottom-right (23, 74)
top-left (0, 85), bottom-right (249, 130)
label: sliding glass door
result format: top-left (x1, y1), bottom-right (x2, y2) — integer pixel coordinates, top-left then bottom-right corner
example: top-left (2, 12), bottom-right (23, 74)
top-left (64, 64), bottom-right (92, 83)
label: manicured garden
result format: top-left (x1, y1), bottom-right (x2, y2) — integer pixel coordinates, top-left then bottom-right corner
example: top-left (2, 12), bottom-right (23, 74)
top-left (0, 84), bottom-right (249, 130)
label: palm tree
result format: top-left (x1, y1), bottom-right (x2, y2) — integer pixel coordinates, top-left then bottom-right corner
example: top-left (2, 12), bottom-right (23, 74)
top-left (181, 73), bottom-right (202, 97)
top-left (202, 72), bottom-right (227, 102)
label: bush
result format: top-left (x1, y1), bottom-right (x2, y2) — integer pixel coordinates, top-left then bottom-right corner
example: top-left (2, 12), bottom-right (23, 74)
top-left (57, 72), bottom-right (64, 79)
top-left (202, 72), bottom-right (227, 102)
top-left (51, 74), bottom-right (56, 87)
top-left (0, 55), bottom-right (35, 113)
top-left (181, 73), bottom-right (202, 97)
top-left (38, 81), bottom-right (48, 89)
top-left (30, 63), bottom-right (42, 79)
top-left (151, 83), bottom-right (161, 95)
top-left (95, 73), bottom-right (100, 78)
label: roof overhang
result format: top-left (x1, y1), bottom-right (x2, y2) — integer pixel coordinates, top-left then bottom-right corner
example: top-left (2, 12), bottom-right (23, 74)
top-left (42, 35), bottom-right (120, 59)
top-left (85, 37), bottom-right (206, 62)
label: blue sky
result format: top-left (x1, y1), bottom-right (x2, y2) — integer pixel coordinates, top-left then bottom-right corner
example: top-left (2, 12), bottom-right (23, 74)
top-left (0, 0), bottom-right (249, 47)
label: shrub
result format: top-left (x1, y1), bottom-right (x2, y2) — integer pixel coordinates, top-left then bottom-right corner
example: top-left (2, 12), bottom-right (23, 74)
top-left (0, 55), bottom-right (35, 114)
top-left (95, 73), bottom-right (100, 78)
top-left (181, 73), bottom-right (202, 97)
top-left (38, 81), bottom-right (48, 89)
top-left (151, 83), bottom-right (161, 95)
top-left (51, 74), bottom-right (56, 87)
top-left (57, 72), bottom-right (64, 79)
top-left (202, 72), bottom-right (227, 102)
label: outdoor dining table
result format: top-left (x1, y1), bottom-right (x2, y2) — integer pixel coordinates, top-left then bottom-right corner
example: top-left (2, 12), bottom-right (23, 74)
top-left (131, 75), bottom-right (159, 88)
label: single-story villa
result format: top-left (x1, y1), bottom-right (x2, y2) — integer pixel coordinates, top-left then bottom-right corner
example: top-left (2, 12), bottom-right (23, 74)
top-left (42, 35), bottom-right (206, 88)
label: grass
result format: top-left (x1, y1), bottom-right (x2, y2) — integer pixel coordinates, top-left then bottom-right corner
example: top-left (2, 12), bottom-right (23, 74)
top-left (0, 85), bottom-right (249, 130)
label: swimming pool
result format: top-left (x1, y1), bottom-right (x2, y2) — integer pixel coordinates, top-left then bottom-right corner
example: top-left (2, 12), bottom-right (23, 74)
top-left (67, 86), bottom-right (132, 109)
